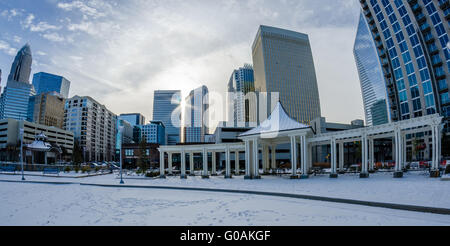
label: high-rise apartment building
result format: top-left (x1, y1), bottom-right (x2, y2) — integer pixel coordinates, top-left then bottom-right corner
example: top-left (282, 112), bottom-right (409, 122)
top-left (182, 86), bottom-right (209, 143)
top-left (28, 92), bottom-right (65, 128)
top-left (251, 25), bottom-right (322, 124)
top-left (358, 0), bottom-right (449, 129)
top-left (227, 64), bottom-right (255, 124)
top-left (64, 96), bottom-right (117, 162)
top-left (0, 44), bottom-right (36, 121)
top-left (354, 12), bottom-right (391, 126)
top-left (32, 72), bottom-right (71, 98)
top-left (152, 90), bottom-right (182, 145)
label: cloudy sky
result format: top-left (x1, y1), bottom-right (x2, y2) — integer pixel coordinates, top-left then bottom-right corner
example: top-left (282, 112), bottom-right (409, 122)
top-left (0, 0), bottom-right (364, 125)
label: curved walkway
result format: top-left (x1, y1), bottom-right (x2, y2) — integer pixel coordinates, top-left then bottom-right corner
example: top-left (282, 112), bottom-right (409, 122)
top-left (1, 179), bottom-right (449, 215)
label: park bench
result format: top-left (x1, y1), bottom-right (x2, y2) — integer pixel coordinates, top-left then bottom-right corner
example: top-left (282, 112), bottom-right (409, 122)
top-left (43, 167), bottom-right (60, 176)
top-left (0, 166), bottom-right (16, 174)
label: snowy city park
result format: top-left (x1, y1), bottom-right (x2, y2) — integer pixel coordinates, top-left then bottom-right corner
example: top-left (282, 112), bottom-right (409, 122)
top-left (1, 170), bottom-right (450, 226)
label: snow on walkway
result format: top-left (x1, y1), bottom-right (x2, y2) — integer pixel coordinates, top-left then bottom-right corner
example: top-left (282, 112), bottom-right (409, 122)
top-left (0, 181), bottom-right (449, 226)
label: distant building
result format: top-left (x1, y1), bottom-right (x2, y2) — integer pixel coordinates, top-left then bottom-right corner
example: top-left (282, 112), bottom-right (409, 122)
top-left (227, 64), bottom-right (255, 124)
top-left (153, 90), bottom-right (182, 145)
top-left (28, 92), bottom-right (65, 129)
top-left (121, 143), bottom-right (160, 169)
top-left (182, 86), bottom-right (209, 143)
top-left (252, 25), bottom-right (321, 124)
top-left (0, 44), bottom-right (36, 121)
top-left (115, 118), bottom-right (133, 160)
top-left (139, 120), bottom-right (165, 145)
top-left (0, 118), bottom-right (74, 162)
top-left (32, 72), bottom-right (71, 98)
top-left (64, 96), bottom-right (117, 162)
top-left (119, 113), bottom-right (146, 126)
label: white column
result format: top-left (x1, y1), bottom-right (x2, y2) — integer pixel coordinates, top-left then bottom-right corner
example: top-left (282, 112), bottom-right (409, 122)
top-left (225, 147), bottom-right (231, 178)
top-left (361, 133), bottom-right (369, 178)
top-left (44, 152), bottom-right (48, 165)
top-left (290, 136), bottom-right (298, 178)
top-left (330, 137), bottom-right (337, 177)
top-left (159, 150), bottom-right (165, 178)
top-left (245, 140), bottom-right (251, 179)
top-left (308, 144), bottom-right (313, 170)
top-left (339, 142), bottom-right (344, 173)
top-left (202, 149), bottom-right (209, 178)
top-left (181, 150), bottom-right (186, 179)
top-left (402, 134), bottom-right (406, 169)
top-left (369, 138), bottom-right (374, 172)
top-left (253, 138), bottom-right (260, 178)
top-left (168, 152), bottom-right (173, 175)
top-left (394, 127), bottom-right (403, 175)
top-left (271, 144), bottom-right (276, 170)
top-left (235, 151), bottom-right (240, 175)
top-left (263, 145), bottom-right (270, 173)
top-left (211, 151), bottom-right (217, 175)
top-left (431, 123), bottom-right (441, 171)
top-left (189, 152), bottom-right (195, 176)
top-left (301, 135), bottom-right (308, 178)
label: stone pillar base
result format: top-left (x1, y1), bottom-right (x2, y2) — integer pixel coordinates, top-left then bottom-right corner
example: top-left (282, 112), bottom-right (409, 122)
top-left (201, 175), bottom-right (210, 179)
top-left (300, 174), bottom-right (309, 179)
top-left (159, 175), bottom-right (166, 179)
top-left (211, 173), bottom-right (218, 176)
top-left (430, 170), bottom-right (441, 178)
top-left (329, 173), bottom-right (338, 178)
top-left (393, 171), bottom-right (403, 178)
top-left (244, 175), bottom-right (252, 180)
top-left (359, 173), bottom-right (369, 178)
top-left (290, 175), bottom-right (299, 179)
top-left (368, 169), bottom-right (376, 174)
top-left (180, 175), bottom-right (187, 179)
top-left (224, 175), bottom-right (232, 179)
top-left (338, 170), bottom-right (345, 174)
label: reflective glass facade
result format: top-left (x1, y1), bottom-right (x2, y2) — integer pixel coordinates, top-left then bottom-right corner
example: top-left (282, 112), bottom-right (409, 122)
top-left (360, 0), bottom-right (449, 133)
top-left (227, 64), bottom-right (255, 124)
top-left (354, 12), bottom-right (390, 126)
top-left (153, 90), bottom-right (181, 145)
top-left (32, 72), bottom-right (71, 98)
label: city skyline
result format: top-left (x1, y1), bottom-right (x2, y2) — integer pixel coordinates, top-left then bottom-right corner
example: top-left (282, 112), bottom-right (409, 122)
top-left (0, 0), bottom-right (364, 124)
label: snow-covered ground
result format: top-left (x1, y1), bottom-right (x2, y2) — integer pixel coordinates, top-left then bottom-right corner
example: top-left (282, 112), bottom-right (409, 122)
top-left (1, 181), bottom-right (449, 226)
top-left (1, 171), bottom-right (449, 209)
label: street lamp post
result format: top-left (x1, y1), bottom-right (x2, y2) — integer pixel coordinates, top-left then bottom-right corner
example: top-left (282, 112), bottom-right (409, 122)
top-left (119, 125), bottom-right (124, 184)
top-left (19, 128), bottom-right (25, 181)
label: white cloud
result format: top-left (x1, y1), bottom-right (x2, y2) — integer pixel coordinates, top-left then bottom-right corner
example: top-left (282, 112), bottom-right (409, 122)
top-left (42, 32), bottom-right (65, 42)
top-left (36, 51), bottom-right (47, 56)
top-left (0, 40), bottom-right (17, 56)
top-left (13, 36), bottom-right (22, 43)
top-left (57, 0), bottom-right (108, 19)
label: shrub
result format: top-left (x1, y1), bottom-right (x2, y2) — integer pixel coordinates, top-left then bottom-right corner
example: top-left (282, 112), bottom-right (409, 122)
top-left (95, 166), bottom-right (100, 173)
top-left (64, 166), bottom-right (71, 173)
top-left (74, 166), bottom-right (80, 173)
top-left (81, 166), bottom-right (91, 173)
top-left (145, 172), bottom-right (159, 178)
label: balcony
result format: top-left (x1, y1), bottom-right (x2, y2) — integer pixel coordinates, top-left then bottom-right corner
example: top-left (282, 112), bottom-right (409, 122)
top-left (420, 22), bottom-right (431, 32)
top-left (415, 12), bottom-right (427, 23)
top-left (411, 3), bottom-right (422, 13)
top-left (424, 33), bottom-right (435, 43)
top-left (364, 9), bottom-right (372, 17)
top-left (368, 16), bottom-right (375, 24)
top-left (374, 33), bottom-right (381, 41)
top-left (381, 58), bottom-right (389, 67)
top-left (407, 0), bottom-right (418, 5)
top-left (362, 1), bottom-right (369, 10)
top-left (428, 44), bottom-right (439, 55)
top-left (432, 56), bottom-right (443, 66)
top-left (371, 24), bottom-right (378, 33)
top-left (439, 0), bottom-right (450, 10)
top-left (379, 49), bottom-right (387, 58)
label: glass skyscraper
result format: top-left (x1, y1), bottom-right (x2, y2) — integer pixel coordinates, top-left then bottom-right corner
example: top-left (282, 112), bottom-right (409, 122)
top-left (119, 113), bottom-right (146, 126)
top-left (152, 90), bottom-right (182, 145)
top-left (182, 86), bottom-right (209, 143)
top-left (251, 25), bottom-right (322, 124)
top-left (227, 64), bottom-right (255, 124)
top-left (354, 12), bottom-right (390, 126)
top-left (358, 0), bottom-right (449, 132)
top-left (32, 72), bottom-right (71, 98)
top-left (0, 44), bottom-right (36, 121)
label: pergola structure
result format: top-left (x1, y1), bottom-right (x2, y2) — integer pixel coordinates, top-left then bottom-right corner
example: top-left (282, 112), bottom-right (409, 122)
top-left (158, 102), bottom-right (443, 179)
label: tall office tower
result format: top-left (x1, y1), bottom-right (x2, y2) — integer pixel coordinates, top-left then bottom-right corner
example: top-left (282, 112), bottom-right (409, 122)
top-left (28, 92), bottom-right (65, 128)
top-left (354, 12), bottom-right (391, 126)
top-left (251, 25), bottom-right (322, 124)
top-left (358, 0), bottom-right (449, 134)
top-left (182, 86), bottom-right (209, 143)
top-left (227, 64), bottom-right (255, 124)
top-left (0, 69), bottom-right (2, 94)
top-left (32, 72), bottom-right (71, 98)
top-left (152, 90), bottom-right (182, 145)
top-left (0, 44), bottom-right (36, 120)
top-left (64, 96), bottom-right (117, 162)
top-left (119, 113), bottom-right (146, 126)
